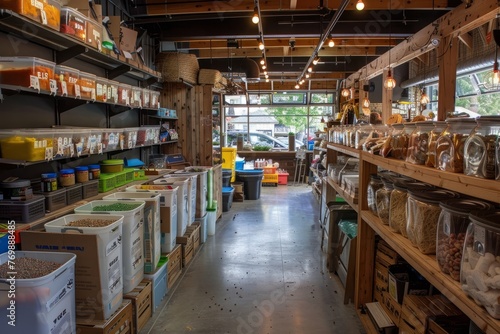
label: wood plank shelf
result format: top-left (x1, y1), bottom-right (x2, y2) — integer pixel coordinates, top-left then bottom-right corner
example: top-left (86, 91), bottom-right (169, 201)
top-left (327, 143), bottom-right (360, 158)
top-left (361, 152), bottom-right (500, 204)
top-left (356, 309), bottom-right (378, 334)
top-left (327, 177), bottom-right (358, 212)
top-left (362, 209), bottom-right (500, 334)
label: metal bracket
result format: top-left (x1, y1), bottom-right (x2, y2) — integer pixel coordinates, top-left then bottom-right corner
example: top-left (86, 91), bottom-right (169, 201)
top-left (56, 45), bottom-right (88, 64)
top-left (142, 76), bottom-right (158, 87)
top-left (108, 65), bottom-right (132, 80)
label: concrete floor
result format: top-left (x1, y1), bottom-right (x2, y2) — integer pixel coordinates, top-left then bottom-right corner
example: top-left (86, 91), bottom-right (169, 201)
top-left (141, 185), bottom-right (365, 334)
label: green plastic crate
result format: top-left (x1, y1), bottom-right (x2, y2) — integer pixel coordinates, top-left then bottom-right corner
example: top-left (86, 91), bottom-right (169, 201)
top-left (98, 174), bottom-right (116, 193)
top-left (132, 168), bottom-right (147, 181)
top-left (114, 171), bottom-right (128, 187)
top-left (123, 168), bottom-right (135, 182)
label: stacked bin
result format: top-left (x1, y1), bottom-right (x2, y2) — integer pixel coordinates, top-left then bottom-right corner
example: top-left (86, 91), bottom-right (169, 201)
top-left (125, 185), bottom-right (179, 253)
top-left (174, 167), bottom-right (209, 218)
top-left (222, 147), bottom-right (237, 182)
top-left (162, 174), bottom-right (198, 225)
top-left (153, 178), bottom-right (190, 236)
top-left (74, 200), bottom-right (145, 293)
top-left (103, 192), bottom-right (162, 274)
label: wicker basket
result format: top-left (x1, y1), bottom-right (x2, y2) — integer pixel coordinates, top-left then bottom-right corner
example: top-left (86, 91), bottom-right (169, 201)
top-left (156, 52), bottom-right (199, 85)
top-left (198, 69), bottom-right (222, 85)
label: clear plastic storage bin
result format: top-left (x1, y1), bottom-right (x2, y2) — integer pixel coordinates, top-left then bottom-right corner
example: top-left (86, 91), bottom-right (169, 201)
top-left (118, 83), bottom-right (132, 106)
top-left (96, 77), bottom-right (108, 102)
top-left (2, 0), bottom-right (61, 31)
top-left (79, 71), bottom-right (96, 100)
top-left (437, 199), bottom-right (494, 281)
top-left (101, 128), bottom-right (123, 152)
top-left (0, 57), bottom-right (55, 92)
top-left (464, 116), bottom-right (500, 179)
top-left (0, 129), bottom-right (54, 161)
top-left (85, 18), bottom-right (102, 50)
top-left (151, 91), bottom-right (160, 108)
top-left (142, 89), bottom-right (151, 108)
top-left (60, 7), bottom-right (87, 42)
top-left (55, 65), bottom-right (79, 97)
top-left (131, 86), bottom-right (142, 108)
top-left (461, 211), bottom-right (500, 319)
top-left (107, 80), bottom-right (120, 104)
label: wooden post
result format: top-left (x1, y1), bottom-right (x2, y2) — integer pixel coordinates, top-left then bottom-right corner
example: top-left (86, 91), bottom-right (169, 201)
top-left (381, 69), bottom-right (393, 123)
top-left (437, 35), bottom-right (459, 121)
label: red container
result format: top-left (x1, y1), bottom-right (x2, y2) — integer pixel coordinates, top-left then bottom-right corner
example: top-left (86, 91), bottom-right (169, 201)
top-left (278, 173), bottom-right (289, 185)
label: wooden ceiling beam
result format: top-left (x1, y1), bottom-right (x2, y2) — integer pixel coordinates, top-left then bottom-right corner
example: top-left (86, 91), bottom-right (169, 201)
top-left (144, 0), bottom-right (453, 16)
top-left (197, 47), bottom-right (379, 58)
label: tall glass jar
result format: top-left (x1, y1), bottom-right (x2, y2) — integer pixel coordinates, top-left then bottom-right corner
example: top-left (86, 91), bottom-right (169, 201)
top-left (364, 124), bottom-right (390, 154)
top-left (349, 124), bottom-right (359, 148)
top-left (375, 178), bottom-right (394, 225)
top-left (406, 188), bottom-right (459, 254)
top-left (355, 124), bottom-right (372, 149)
top-left (367, 174), bottom-right (384, 215)
top-left (425, 121), bottom-right (447, 167)
top-left (406, 121), bottom-right (434, 165)
top-left (389, 180), bottom-right (434, 236)
top-left (437, 199), bottom-right (494, 281)
top-left (435, 118), bottom-right (477, 173)
top-left (464, 116), bottom-right (500, 179)
top-left (461, 211), bottom-right (500, 319)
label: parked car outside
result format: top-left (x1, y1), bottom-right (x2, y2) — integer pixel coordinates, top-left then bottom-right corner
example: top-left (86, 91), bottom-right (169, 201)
top-left (214, 131), bottom-right (302, 150)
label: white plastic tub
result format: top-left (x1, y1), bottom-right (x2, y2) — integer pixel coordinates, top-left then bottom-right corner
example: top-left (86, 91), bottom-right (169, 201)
top-left (44, 213), bottom-right (124, 320)
top-left (163, 174), bottom-right (197, 226)
top-left (103, 192), bottom-right (162, 274)
top-left (153, 178), bottom-right (189, 236)
top-left (0, 251), bottom-right (76, 334)
top-left (125, 185), bottom-right (178, 252)
top-left (74, 200), bottom-right (145, 293)
top-left (194, 212), bottom-right (208, 243)
top-left (174, 168), bottom-right (208, 218)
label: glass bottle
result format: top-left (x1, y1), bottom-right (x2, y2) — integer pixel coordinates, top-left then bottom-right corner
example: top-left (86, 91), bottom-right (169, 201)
top-left (425, 121), bottom-right (447, 168)
top-left (464, 116), bottom-right (500, 179)
top-left (435, 118), bottom-right (477, 173)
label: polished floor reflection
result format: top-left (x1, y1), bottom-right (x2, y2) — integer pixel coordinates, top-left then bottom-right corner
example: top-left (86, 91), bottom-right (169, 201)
top-left (141, 185), bottom-right (365, 334)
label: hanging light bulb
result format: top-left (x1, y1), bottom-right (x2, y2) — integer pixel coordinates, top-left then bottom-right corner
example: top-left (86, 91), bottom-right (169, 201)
top-left (493, 60), bottom-right (500, 85)
top-left (265, 74), bottom-right (269, 79)
top-left (252, 7), bottom-right (259, 24)
top-left (258, 40), bottom-right (264, 50)
top-left (384, 68), bottom-right (396, 90)
top-left (341, 87), bottom-right (350, 98)
top-left (312, 56), bottom-right (320, 65)
top-left (420, 88), bottom-right (430, 104)
top-left (362, 92), bottom-right (370, 108)
top-left (262, 64), bottom-right (267, 70)
top-left (305, 73), bottom-right (310, 79)
top-left (307, 66), bottom-right (313, 73)
top-left (265, 78), bottom-right (269, 82)
top-left (328, 39), bottom-right (335, 47)
top-left (320, 116), bottom-right (325, 123)
top-left (260, 57), bottom-right (265, 65)
top-left (295, 83), bottom-right (300, 89)
top-left (356, 0), bottom-right (365, 11)
top-left (263, 70), bottom-right (268, 75)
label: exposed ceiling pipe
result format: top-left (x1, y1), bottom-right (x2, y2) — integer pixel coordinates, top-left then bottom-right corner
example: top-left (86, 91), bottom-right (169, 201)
top-left (296, 0), bottom-right (350, 83)
top-left (400, 51), bottom-right (496, 88)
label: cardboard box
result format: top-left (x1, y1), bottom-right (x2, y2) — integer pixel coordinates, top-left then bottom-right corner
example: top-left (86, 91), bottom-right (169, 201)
top-left (120, 26), bottom-right (138, 53)
top-left (21, 231), bottom-right (123, 321)
top-left (76, 300), bottom-right (133, 334)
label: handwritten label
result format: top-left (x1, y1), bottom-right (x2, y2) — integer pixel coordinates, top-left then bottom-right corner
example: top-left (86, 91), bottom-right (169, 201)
top-left (45, 147), bottom-right (53, 161)
top-left (61, 81), bottom-right (68, 96)
top-left (29, 75), bottom-right (40, 92)
top-left (49, 79), bottom-right (57, 95)
top-left (91, 88), bottom-right (96, 101)
top-left (75, 84), bottom-right (81, 98)
top-left (126, 96), bottom-right (130, 106)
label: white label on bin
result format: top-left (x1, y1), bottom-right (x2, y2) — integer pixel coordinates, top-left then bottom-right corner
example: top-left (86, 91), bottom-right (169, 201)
top-left (46, 276), bottom-right (74, 312)
top-left (474, 225), bottom-right (486, 256)
top-left (132, 235), bottom-right (143, 269)
top-left (69, 144), bottom-right (75, 157)
top-left (45, 147), bottom-right (53, 160)
top-left (97, 142), bottom-right (103, 154)
top-left (108, 255), bottom-right (121, 293)
top-left (125, 96), bottom-right (130, 106)
top-left (75, 142), bottom-right (83, 157)
top-left (75, 84), bottom-right (81, 98)
top-left (29, 75), bottom-right (40, 92)
top-left (49, 79), bottom-right (57, 95)
top-left (61, 81), bottom-right (68, 96)
top-left (91, 88), bottom-right (96, 101)
top-left (106, 235), bottom-right (120, 256)
top-left (51, 306), bottom-right (71, 334)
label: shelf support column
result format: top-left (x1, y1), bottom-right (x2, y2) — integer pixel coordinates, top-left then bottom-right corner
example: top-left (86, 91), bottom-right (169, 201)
top-left (437, 35), bottom-right (459, 120)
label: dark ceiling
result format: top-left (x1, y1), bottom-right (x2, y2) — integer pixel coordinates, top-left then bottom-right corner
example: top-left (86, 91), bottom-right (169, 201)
top-left (125, 0), bottom-right (463, 90)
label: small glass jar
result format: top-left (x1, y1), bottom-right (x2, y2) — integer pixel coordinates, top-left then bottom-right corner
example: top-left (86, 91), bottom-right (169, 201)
top-left (88, 164), bottom-right (100, 180)
top-left (367, 174), bottom-right (384, 215)
top-left (435, 118), bottom-right (477, 173)
top-left (406, 189), bottom-right (459, 254)
top-left (355, 124), bottom-right (372, 149)
top-left (406, 121), bottom-right (434, 165)
top-left (375, 178), bottom-right (394, 225)
top-left (75, 166), bottom-right (89, 183)
top-left (464, 116), bottom-right (500, 179)
top-left (349, 124), bottom-right (359, 148)
top-left (41, 172), bottom-right (58, 192)
top-left (425, 121), bottom-right (447, 167)
top-left (461, 211), bottom-right (500, 319)
top-left (437, 199), bottom-right (494, 281)
top-left (59, 168), bottom-right (76, 187)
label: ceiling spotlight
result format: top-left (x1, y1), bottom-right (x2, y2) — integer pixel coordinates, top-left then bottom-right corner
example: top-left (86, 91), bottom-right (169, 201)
top-left (265, 74), bottom-right (269, 79)
top-left (328, 39), bottom-right (335, 47)
top-left (263, 70), bottom-right (268, 75)
top-left (295, 83), bottom-right (300, 89)
top-left (260, 57), bottom-right (265, 65)
top-left (356, 0), bottom-right (365, 11)
top-left (266, 78), bottom-right (269, 82)
top-left (307, 66), bottom-right (313, 73)
top-left (312, 56), bottom-right (320, 65)
top-left (252, 7), bottom-right (259, 24)
top-left (258, 41), bottom-right (265, 50)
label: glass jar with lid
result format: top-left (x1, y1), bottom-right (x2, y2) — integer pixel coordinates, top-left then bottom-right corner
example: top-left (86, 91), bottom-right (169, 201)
top-left (425, 121), bottom-right (447, 167)
top-left (437, 199), bottom-right (494, 281)
top-left (344, 125), bottom-right (352, 147)
top-left (355, 124), bottom-right (372, 149)
top-left (364, 124), bottom-right (390, 154)
top-left (406, 189), bottom-right (459, 254)
top-left (461, 211), bottom-right (500, 319)
top-left (435, 118), bottom-right (477, 173)
top-left (406, 121), bottom-right (434, 165)
top-left (389, 180), bottom-right (434, 236)
top-left (375, 178), bottom-right (394, 225)
top-left (382, 123), bottom-right (404, 159)
top-left (349, 124), bottom-right (359, 148)
top-left (464, 116), bottom-right (500, 179)
top-left (367, 174), bottom-right (384, 215)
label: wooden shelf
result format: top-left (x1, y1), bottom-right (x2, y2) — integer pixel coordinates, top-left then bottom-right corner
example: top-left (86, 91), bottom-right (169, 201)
top-left (327, 143), bottom-right (360, 159)
top-left (361, 151), bottom-right (500, 204)
top-left (313, 147), bottom-right (327, 152)
top-left (362, 210), bottom-right (500, 334)
top-left (356, 309), bottom-right (378, 334)
top-left (327, 177), bottom-right (358, 212)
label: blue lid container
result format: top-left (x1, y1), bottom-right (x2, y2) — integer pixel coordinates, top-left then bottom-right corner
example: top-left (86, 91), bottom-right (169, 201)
top-left (75, 166), bottom-right (89, 171)
top-left (41, 172), bottom-right (57, 179)
top-left (88, 164), bottom-right (100, 170)
top-left (59, 168), bottom-right (75, 175)
top-left (222, 186), bottom-right (234, 193)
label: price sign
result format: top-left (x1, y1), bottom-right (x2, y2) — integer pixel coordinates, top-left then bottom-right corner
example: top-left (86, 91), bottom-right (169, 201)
top-left (49, 79), bottom-right (57, 95)
top-left (30, 75), bottom-right (40, 92)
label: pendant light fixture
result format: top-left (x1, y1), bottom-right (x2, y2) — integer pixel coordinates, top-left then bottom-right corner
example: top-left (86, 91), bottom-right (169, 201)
top-left (420, 88), bottom-right (430, 104)
top-left (384, 2), bottom-right (396, 90)
top-left (252, 6), bottom-right (259, 24)
top-left (341, 40), bottom-right (350, 98)
top-left (328, 38), bottom-right (335, 47)
top-left (493, 43), bottom-right (499, 86)
top-left (356, 0), bottom-right (365, 11)
top-left (362, 52), bottom-right (370, 108)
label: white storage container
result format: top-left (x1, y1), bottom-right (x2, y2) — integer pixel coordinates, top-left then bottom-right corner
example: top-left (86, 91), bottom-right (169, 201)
top-left (125, 185), bottom-right (179, 252)
top-left (153, 178), bottom-right (189, 236)
top-left (174, 167), bottom-right (208, 218)
top-left (103, 192), bottom-right (162, 274)
top-left (74, 200), bottom-right (145, 293)
top-left (164, 174), bottom-right (197, 225)
top-left (194, 212), bottom-right (208, 244)
top-left (0, 251), bottom-right (76, 334)
top-left (43, 214), bottom-right (124, 320)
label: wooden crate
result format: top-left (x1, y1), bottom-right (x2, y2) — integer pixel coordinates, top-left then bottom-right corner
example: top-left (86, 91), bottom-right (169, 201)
top-left (123, 280), bottom-right (152, 334)
top-left (166, 244), bottom-right (182, 289)
top-left (377, 240), bottom-right (401, 265)
top-left (190, 221), bottom-right (201, 252)
top-left (381, 291), bottom-right (401, 327)
top-left (177, 222), bottom-right (201, 266)
top-left (76, 300), bottom-right (133, 334)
